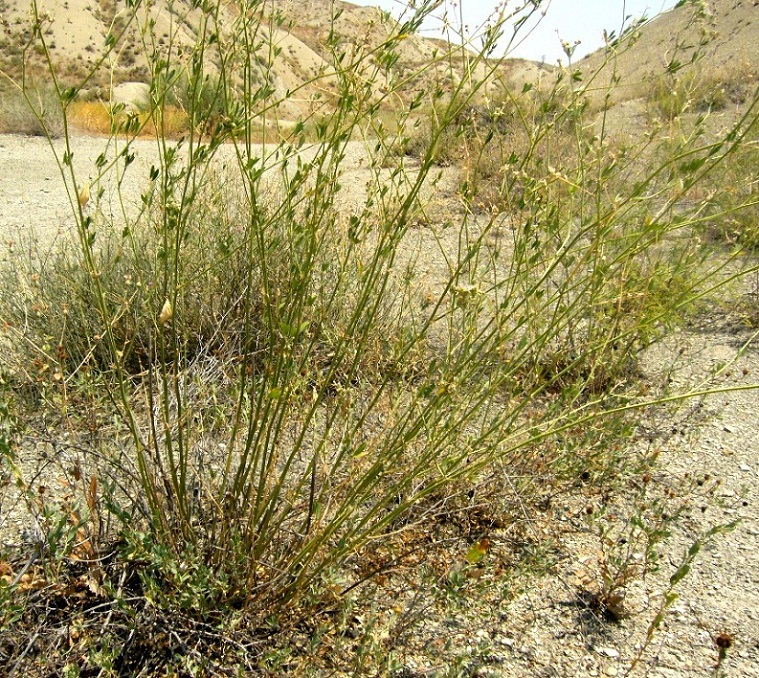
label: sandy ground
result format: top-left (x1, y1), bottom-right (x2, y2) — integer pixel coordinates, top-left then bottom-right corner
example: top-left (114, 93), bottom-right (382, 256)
top-left (0, 132), bottom-right (156, 244)
top-left (1, 132), bottom-right (758, 676)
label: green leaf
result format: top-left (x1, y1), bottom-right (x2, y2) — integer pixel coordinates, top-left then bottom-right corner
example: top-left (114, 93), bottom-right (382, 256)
top-left (61, 87), bottom-right (78, 105)
top-left (465, 539), bottom-right (490, 564)
top-left (678, 157), bottom-right (707, 175)
top-left (669, 563), bottom-right (690, 586)
top-left (279, 320), bottom-right (309, 338)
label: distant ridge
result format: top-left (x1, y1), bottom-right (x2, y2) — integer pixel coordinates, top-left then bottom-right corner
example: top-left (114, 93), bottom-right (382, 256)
top-left (0, 0), bottom-right (540, 120)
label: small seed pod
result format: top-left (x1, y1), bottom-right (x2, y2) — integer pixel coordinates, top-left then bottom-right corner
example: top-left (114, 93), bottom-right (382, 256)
top-left (159, 299), bottom-right (173, 324)
top-left (78, 183), bottom-right (91, 208)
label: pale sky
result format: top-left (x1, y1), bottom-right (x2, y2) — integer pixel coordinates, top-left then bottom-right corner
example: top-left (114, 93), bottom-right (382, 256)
top-left (351, 0), bottom-right (679, 63)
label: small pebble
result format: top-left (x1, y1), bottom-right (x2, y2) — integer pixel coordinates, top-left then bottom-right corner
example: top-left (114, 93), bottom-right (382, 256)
top-left (597, 647), bottom-right (620, 658)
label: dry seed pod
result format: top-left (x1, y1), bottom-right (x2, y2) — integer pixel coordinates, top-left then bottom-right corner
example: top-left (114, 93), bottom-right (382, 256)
top-left (78, 183), bottom-right (90, 208)
top-left (159, 299), bottom-right (173, 324)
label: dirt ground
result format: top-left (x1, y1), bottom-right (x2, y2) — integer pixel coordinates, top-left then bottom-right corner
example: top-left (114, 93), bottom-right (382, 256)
top-left (1, 132), bottom-right (758, 677)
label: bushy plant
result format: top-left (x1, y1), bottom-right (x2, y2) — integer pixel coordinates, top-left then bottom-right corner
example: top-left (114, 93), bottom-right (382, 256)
top-left (1, 0), bottom-right (758, 672)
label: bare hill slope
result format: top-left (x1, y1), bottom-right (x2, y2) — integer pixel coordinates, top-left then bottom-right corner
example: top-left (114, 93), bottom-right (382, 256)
top-left (0, 0), bottom-right (559, 121)
top-left (581, 0), bottom-right (759, 100)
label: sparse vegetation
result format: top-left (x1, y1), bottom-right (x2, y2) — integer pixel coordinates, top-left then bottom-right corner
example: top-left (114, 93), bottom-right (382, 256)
top-left (0, 0), bottom-right (758, 675)
top-left (645, 67), bottom-right (754, 121)
top-left (0, 79), bottom-right (64, 135)
top-left (704, 118), bottom-right (759, 251)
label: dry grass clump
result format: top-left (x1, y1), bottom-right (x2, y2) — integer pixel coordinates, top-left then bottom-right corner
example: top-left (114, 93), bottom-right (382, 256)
top-left (0, 80), bottom-right (64, 136)
top-left (67, 100), bottom-right (191, 137)
top-left (644, 63), bottom-right (758, 122)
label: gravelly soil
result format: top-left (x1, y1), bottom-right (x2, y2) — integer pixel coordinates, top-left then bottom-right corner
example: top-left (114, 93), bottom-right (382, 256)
top-left (487, 328), bottom-right (759, 677)
top-left (1, 132), bottom-right (758, 677)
